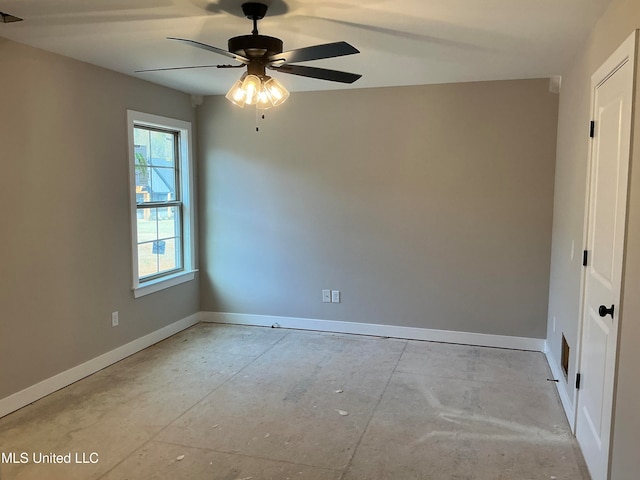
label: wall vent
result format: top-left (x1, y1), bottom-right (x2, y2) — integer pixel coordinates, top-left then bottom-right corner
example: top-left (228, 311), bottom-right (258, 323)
top-left (561, 334), bottom-right (570, 381)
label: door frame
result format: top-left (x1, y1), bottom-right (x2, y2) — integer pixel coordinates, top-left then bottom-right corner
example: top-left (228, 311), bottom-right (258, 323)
top-left (573, 29), bottom-right (637, 478)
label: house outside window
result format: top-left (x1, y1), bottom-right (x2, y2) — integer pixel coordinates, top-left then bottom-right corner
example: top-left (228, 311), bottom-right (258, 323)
top-left (127, 111), bottom-right (196, 298)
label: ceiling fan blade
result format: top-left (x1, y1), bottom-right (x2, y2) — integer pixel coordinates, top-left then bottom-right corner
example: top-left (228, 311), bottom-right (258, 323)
top-left (135, 64), bottom-right (243, 73)
top-left (0, 12), bottom-right (23, 23)
top-left (268, 41), bottom-right (359, 65)
top-left (167, 37), bottom-right (250, 64)
top-left (271, 64), bottom-right (361, 84)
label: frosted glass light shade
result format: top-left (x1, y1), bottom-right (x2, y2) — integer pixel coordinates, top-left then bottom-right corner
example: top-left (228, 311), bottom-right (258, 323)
top-left (263, 77), bottom-right (290, 106)
top-left (225, 77), bottom-right (246, 108)
top-left (241, 75), bottom-right (262, 105)
top-left (256, 89), bottom-right (273, 110)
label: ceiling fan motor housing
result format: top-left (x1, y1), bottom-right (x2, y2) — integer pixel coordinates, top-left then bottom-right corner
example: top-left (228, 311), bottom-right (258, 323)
top-left (229, 34), bottom-right (283, 76)
top-left (228, 35), bottom-right (283, 58)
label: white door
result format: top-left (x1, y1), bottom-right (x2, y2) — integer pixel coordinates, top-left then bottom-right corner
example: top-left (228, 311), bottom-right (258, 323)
top-left (576, 32), bottom-right (636, 480)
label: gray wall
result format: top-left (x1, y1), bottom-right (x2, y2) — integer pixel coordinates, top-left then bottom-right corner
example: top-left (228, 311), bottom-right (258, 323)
top-left (545, 0), bottom-right (640, 477)
top-left (198, 79), bottom-right (558, 339)
top-left (0, 38), bottom-right (199, 400)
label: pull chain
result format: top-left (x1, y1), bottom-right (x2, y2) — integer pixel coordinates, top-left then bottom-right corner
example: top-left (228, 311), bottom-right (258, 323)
top-left (255, 108), bottom-right (266, 132)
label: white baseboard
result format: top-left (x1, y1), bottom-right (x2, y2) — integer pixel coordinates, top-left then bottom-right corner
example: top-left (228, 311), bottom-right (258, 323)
top-left (0, 313), bottom-right (200, 419)
top-left (202, 312), bottom-right (546, 352)
top-left (544, 341), bottom-right (576, 431)
top-left (0, 311), bottom-right (548, 420)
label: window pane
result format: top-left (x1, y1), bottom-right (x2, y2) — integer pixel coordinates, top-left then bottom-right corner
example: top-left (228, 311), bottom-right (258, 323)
top-left (148, 166), bottom-right (177, 202)
top-left (134, 126), bottom-right (178, 205)
top-left (136, 205), bottom-right (182, 279)
top-left (138, 238), bottom-right (181, 280)
top-left (136, 208), bottom-right (157, 243)
top-left (134, 127), bottom-right (150, 152)
top-left (134, 147), bottom-right (150, 203)
top-left (158, 238), bottom-right (180, 273)
top-left (134, 127), bottom-right (176, 166)
top-left (149, 130), bottom-right (176, 167)
top-left (138, 242), bottom-right (159, 278)
top-left (157, 206), bottom-right (181, 239)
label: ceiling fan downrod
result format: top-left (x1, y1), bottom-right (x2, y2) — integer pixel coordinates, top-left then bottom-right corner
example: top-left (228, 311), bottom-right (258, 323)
top-left (242, 2), bottom-right (268, 35)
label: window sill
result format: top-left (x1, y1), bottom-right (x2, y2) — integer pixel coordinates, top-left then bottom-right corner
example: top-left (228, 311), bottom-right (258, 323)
top-left (133, 270), bottom-right (198, 298)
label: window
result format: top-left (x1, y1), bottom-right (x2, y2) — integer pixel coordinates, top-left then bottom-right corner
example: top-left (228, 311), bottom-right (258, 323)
top-left (127, 111), bottom-right (196, 298)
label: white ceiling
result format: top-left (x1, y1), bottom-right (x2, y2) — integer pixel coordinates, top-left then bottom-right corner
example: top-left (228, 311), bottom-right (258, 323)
top-left (0, 0), bottom-right (611, 96)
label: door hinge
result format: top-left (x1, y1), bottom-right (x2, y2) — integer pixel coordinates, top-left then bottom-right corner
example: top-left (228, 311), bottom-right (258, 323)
top-left (576, 373), bottom-right (582, 390)
top-left (582, 250), bottom-right (588, 267)
top-left (589, 121), bottom-right (595, 138)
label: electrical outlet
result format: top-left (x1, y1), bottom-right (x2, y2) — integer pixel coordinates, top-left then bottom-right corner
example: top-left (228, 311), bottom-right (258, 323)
top-left (111, 311), bottom-right (119, 327)
top-left (322, 290), bottom-right (331, 303)
top-left (331, 290), bottom-right (340, 303)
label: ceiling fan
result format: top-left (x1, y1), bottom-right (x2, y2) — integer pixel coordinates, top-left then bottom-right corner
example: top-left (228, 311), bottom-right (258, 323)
top-left (137, 2), bottom-right (362, 110)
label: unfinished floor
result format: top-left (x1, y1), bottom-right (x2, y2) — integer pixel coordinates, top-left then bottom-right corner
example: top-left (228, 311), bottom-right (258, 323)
top-left (0, 324), bottom-right (589, 480)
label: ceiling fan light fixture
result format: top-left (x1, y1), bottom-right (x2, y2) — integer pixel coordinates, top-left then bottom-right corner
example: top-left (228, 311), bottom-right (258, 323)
top-left (225, 73), bottom-right (290, 110)
top-left (225, 75), bottom-right (247, 108)
top-left (263, 77), bottom-right (290, 107)
top-left (241, 74), bottom-right (262, 105)
top-left (256, 89), bottom-right (274, 110)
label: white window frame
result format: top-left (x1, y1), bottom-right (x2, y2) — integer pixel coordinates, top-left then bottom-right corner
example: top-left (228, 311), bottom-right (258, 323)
top-left (127, 110), bottom-right (197, 298)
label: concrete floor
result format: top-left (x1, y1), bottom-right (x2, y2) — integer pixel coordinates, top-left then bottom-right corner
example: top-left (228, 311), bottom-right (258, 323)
top-left (0, 324), bottom-right (590, 480)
